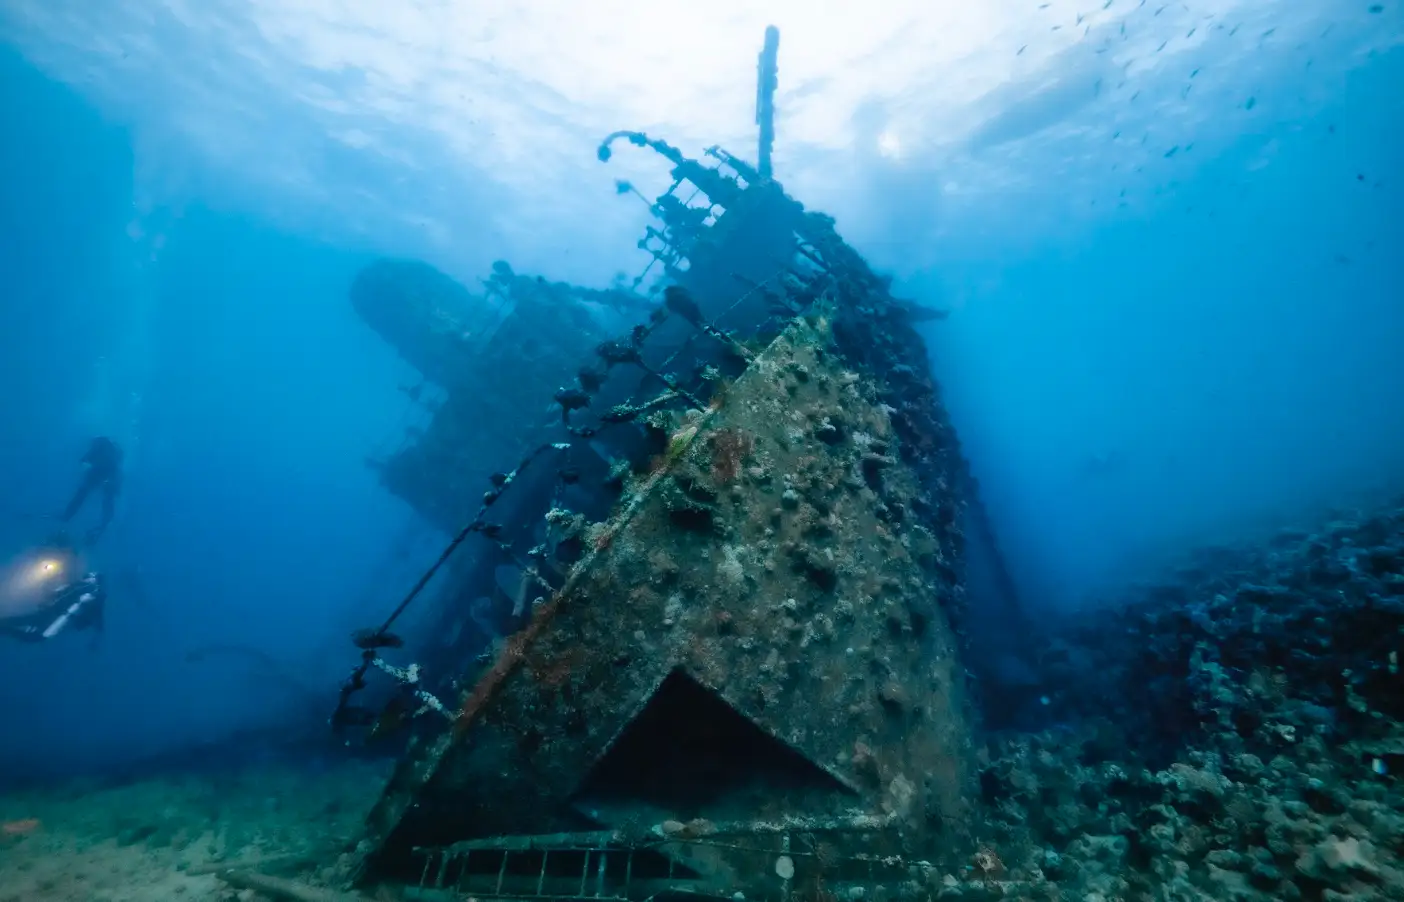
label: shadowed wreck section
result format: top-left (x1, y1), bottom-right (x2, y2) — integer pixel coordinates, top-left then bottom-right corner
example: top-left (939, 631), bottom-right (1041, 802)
top-left (325, 26), bottom-right (1022, 902)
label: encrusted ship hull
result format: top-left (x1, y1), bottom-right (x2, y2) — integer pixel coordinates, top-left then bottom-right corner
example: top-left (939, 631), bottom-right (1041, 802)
top-left (337, 35), bottom-right (1020, 899)
top-left (365, 308), bottom-right (974, 884)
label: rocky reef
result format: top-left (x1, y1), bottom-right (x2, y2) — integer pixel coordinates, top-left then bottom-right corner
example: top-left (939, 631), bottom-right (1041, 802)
top-left (958, 501), bottom-right (1404, 901)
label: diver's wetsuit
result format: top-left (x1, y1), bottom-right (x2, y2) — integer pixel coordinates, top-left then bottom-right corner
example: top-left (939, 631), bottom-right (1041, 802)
top-left (0, 573), bottom-right (105, 643)
top-left (62, 437), bottom-right (122, 543)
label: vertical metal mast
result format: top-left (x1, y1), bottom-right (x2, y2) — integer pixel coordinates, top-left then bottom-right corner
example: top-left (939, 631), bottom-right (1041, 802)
top-left (755, 26), bottom-right (780, 180)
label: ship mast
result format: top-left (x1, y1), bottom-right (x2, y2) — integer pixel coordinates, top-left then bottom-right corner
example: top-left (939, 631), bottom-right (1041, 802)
top-left (755, 25), bottom-right (780, 180)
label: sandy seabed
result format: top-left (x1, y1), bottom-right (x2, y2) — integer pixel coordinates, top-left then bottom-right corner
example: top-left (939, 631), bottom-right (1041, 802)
top-left (0, 757), bottom-right (391, 901)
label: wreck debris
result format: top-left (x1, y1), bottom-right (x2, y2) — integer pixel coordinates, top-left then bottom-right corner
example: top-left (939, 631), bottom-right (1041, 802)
top-left (212, 869), bottom-right (364, 902)
top-left (360, 261), bottom-right (631, 533)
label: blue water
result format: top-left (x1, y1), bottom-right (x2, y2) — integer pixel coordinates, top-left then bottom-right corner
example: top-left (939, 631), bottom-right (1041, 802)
top-left (0, 2), bottom-right (1400, 780)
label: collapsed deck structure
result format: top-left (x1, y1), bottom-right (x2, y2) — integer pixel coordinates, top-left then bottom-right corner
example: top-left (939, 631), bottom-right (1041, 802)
top-left (334, 28), bottom-right (1028, 901)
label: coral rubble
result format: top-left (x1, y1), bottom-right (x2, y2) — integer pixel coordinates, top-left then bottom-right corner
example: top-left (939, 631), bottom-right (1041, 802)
top-left (968, 502), bottom-right (1404, 901)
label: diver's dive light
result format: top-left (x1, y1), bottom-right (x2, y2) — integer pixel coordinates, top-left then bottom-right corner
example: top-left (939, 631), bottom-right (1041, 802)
top-left (29, 557), bottom-right (64, 584)
top-left (0, 546), bottom-right (77, 618)
top-left (9, 554), bottom-right (67, 593)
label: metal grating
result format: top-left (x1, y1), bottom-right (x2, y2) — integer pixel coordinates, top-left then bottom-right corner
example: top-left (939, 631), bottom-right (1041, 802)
top-left (409, 815), bottom-right (921, 902)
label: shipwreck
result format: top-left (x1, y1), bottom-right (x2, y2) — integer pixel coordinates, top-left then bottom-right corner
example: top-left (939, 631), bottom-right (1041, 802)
top-left (332, 26), bottom-right (1031, 901)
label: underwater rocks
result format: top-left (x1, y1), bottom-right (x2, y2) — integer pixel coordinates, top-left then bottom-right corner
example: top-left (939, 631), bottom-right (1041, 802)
top-left (962, 499), bottom-right (1404, 901)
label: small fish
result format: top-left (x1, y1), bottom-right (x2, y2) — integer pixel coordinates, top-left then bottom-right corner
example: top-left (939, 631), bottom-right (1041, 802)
top-left (1156, 40), bottom-right (1168, 51)
top-left (1017, 44), bottom-right (1028, 55)
top-left (1104, 0), bottom-right (1114, 7)
top-left (1165, 145), bottom-right (1180, 157)
top-left (1155, 4), bottom-right (1167, 14)
top-left (1229, 23), bottom-right (1240, 35)
top-left (1187, 26), bottom-right (1196, 37)
top-left (1190, 67), bottom-right (1200, 77)
top-left (1262, 26), bottom-right (1277, 37)
top-left (1368, 4), bottom-right (1383, 13)
top-left (1131, 90), bottom-right (1141, 101)
top-left (1077, 12), bottom-right (1085, 24)
top-left (1, 819), bottom-right (40, 837)
top-left (1245, 96), bottom-right (1257, 110)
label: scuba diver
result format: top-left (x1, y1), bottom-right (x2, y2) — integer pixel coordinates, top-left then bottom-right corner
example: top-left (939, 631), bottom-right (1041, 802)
top-left (61, 436), bottom-right (123, 545)
top-left (0, 532), bottom-right (105, 644)
top-left (0, 438), bottom-right (125, 644)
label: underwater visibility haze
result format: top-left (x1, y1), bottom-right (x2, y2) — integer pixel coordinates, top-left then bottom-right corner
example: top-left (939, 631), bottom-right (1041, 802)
top-left (0, 1), bottom-right (1401, 900)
